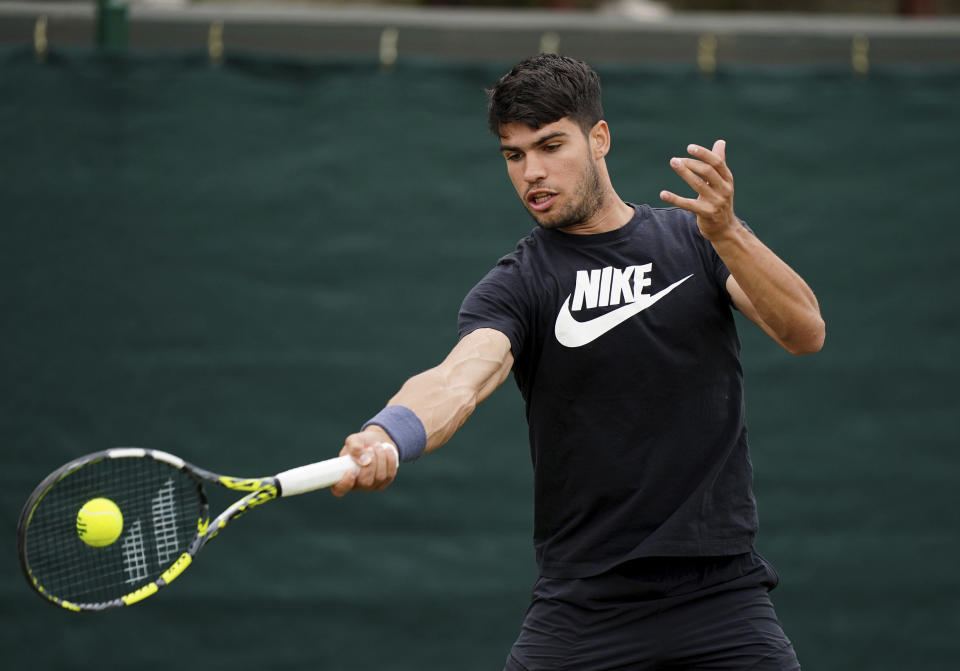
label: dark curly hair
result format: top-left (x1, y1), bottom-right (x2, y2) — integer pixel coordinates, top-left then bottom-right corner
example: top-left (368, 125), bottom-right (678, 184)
top-left (486, 54), bottom-right (604, 136)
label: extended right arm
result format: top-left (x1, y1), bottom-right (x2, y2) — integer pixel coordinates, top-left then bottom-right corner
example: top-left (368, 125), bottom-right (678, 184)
top-left (331, 327), bottom-right (514, 496)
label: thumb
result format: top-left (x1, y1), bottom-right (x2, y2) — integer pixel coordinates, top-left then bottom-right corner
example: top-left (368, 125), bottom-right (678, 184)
top-left (341, 434), bottom-right (376, 467)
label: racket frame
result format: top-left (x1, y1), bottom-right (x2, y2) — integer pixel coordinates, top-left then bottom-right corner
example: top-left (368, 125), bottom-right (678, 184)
top-left (17, 447), bottom-right (366, 612)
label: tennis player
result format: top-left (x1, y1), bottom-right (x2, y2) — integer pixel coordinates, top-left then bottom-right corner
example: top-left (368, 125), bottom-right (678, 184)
top-left (333, 54), bottom-right (824, 670)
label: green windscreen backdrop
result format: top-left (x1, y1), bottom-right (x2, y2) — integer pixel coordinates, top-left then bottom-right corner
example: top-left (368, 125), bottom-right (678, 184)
top-left (1, 46), bottom-right (957, 670)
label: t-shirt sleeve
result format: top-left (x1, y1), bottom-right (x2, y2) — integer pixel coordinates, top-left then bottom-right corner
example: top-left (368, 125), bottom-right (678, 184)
top-left (457, 258), bottom-right (529, 362)
top-left (683, 208), bottom-right (755, 305)
top-left (711, 243), bottom-right (732, 292)
top-left (673, 207), bottom-right (733, 298)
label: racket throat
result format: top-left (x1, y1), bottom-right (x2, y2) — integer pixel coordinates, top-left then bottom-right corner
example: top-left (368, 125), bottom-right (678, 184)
top-left (197, 486), bottom-right (278, 549)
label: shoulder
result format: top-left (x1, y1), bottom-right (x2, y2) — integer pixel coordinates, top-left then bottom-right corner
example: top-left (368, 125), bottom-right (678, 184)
top-left (631, 204), bottom-right (732, 291)
top-left (494, 228), bottom-right (542, 266)
top-left (637, 204), bottom-right (717, 249)
top-left (641, 204), bottom-right (700, 234)
top-left (463, 230), bottom-right (539, 301)
top-left (476, 229), bottom-right (551, 288)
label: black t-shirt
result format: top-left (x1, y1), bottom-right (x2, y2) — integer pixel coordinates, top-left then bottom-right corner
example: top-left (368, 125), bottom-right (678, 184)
top-left (458, 204), bottom-right (758, 579)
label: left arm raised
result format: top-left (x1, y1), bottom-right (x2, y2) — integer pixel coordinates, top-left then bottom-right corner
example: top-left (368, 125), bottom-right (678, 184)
top-left (660, 140), bottom-right (825, 355)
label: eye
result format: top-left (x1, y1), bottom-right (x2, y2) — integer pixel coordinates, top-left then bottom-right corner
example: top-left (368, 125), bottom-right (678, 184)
top-left (504, 152), bottom-right (523, 162)
top-left (543, 143), bottom-right (561, 152)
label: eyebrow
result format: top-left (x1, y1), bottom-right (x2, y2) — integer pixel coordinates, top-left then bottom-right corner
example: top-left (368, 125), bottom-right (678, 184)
top-left (499, 131), bottom-right (569, 154)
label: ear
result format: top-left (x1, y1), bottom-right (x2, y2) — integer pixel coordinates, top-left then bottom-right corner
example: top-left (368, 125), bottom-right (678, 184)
top-left (590, 120), bottom-right (611, 160)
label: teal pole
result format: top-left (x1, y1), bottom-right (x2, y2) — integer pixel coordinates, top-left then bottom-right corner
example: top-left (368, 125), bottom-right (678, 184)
top-left (96, 0), bottom-right (128, 48)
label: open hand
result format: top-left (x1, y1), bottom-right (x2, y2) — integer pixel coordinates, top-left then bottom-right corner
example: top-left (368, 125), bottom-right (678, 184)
top-left (659, 139), bottom-right (739, 241)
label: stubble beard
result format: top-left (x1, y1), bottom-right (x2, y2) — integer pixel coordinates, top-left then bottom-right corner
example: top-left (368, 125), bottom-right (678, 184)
top-left (526, 158), bottom-right (605, 232)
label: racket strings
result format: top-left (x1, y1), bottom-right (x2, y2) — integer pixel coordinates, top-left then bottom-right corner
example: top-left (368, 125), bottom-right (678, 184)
top-left (22, 457), bottom-right (205, 606)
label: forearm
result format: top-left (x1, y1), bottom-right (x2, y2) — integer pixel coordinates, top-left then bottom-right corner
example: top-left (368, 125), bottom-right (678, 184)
top-left (384, 328), bottom-right (513, 453)
top-left (386, 368), bottom-right (482, 454)
top-left (659, 140), bottom-right (824, 354)
top-left (333, 329), bottom-right (512, 496)
top-left (714, 223), bottom-right (825, 354)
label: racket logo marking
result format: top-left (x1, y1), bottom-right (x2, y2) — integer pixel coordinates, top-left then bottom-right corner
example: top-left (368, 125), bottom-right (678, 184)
top-left (151, 479), bottom-right (180, 565)
top-left (121, 520), bottom-right (149, 584)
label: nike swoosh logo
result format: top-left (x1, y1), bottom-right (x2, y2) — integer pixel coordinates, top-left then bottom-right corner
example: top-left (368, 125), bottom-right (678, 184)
top-left (554, 274), bottom-right (693, 348)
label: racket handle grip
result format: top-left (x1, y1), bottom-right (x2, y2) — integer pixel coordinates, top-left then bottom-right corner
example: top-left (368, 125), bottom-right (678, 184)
top-left (275, 444), bottom-right (399, 497)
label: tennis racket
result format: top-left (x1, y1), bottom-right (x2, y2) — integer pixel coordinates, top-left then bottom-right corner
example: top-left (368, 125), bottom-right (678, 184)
top-left (17, 445), bottom-right (396, 612)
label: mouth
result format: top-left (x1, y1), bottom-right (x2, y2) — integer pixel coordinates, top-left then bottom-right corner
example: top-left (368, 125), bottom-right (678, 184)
top-left (526, 190), bottom-right (557, 212)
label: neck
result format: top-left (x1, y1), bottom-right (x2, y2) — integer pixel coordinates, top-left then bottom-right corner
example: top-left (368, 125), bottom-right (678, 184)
top-left (561, 186), bottom-right (634, 236)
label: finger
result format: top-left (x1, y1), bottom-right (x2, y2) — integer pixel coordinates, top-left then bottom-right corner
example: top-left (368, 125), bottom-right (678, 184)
top-left (671, 156), bottom-right (726, 191)
top-left (330, 469), bottom-right (358, 498)
top-left (688, 142), bottom-right (733, 181)
top-left (341, 434), bottom-right (372, 462)
top-left (345, 445), bottom-right (374, 476)
top-left (333, 437), bottom-right (364, 494)
top-left (374, 442), bottom-right (398, 491)
top-left (712, 139), bottom-right (726, 163)
top-left (355, 449), bottom-right (378, 488)
top-left (670, 159), bottom-right (723, 201)
top-left (659, 189), bottom-right (708, 215)
top-left (374, 442), bottom-right (390, 484)
top-left (357, 444), bottom-right (392, 492)
top-left (338, 434), bottom-right (373, 488)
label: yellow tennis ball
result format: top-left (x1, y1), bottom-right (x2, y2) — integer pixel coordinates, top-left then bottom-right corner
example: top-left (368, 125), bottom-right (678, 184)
top-left (76, 497), bottom-right (124, 547)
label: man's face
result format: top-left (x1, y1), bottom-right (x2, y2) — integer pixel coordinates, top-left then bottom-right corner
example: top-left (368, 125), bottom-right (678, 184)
top-left (498, 118), bottom-right (604, 231)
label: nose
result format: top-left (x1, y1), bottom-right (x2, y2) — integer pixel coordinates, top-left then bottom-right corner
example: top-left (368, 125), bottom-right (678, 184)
top-left (522, 153), bottom-right (547, 183)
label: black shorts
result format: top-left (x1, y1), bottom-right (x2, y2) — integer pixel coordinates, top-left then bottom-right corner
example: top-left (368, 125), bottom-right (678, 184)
top-left (504, 553), bottom-right (800, 671)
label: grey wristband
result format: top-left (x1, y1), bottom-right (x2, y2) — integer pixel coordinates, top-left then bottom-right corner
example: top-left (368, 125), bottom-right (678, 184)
top-left (361, 405), bottom-right (427, 462)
